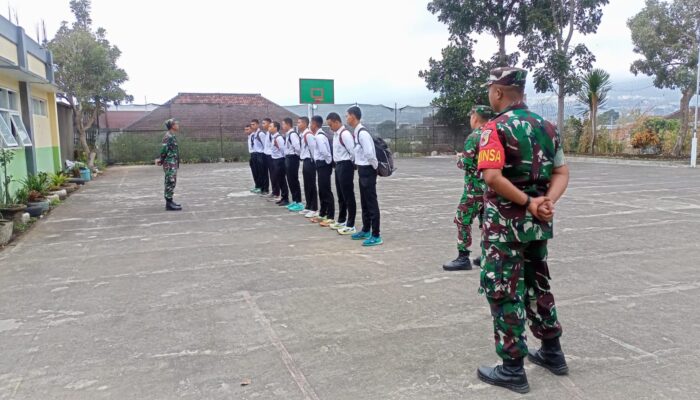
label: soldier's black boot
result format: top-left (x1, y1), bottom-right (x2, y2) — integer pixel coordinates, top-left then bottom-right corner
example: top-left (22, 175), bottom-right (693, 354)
top-left (165, 199), bottom-right (182, 211)
top-left (442, 251), bottom-right (472, 271)
top-left (170, 199), bottom-right (181, 207)
top-left (528, 337), bottom-right (569, 375)
top-left (472, 257), bottom-right (481, 267)
top-left (477, 357), bottom-right (530, 394)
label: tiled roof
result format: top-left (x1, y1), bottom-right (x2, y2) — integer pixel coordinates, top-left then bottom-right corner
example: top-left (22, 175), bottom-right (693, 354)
top-left (99, 111), bottom-right (150, 130)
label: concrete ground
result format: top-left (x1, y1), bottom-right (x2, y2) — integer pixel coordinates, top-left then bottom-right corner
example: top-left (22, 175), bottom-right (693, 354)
top-left (1, 158), bottom-right (699, 400)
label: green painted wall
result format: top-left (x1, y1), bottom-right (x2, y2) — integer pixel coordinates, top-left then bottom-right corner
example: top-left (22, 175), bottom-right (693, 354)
top-left (53, 146), bottom-right (61, 172)
top-left (2, 148), bottom-right (27, 203)
top-left (35, 146), bottom-right (59, 174)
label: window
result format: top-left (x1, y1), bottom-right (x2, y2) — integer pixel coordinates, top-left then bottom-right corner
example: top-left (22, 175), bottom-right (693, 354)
top-left (0, 88), bottom-right (31, 147)
top-left (32, 98), bottom-right (47, 116)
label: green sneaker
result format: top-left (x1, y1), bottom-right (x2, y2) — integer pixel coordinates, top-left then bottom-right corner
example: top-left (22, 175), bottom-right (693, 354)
top-left (362, 236), bottom-right (384, 247)
top-left (351, 231), bottom-right (371, 241)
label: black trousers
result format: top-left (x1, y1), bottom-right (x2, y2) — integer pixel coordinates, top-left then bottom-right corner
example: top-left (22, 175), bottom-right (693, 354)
top-left (249, 155), bottom-right (257, 188)
top-left (264, 154), bottom-right (274, 195)
top-left (285, 155), bottom-right (302, 203)
top-left (253, 153), bottom-right (266, 192)
top-left (272, 157), bottom-right (289, 201)
top-left (335, 160), bottom-right (356, 227)
top-left (358, 165), bottom-right (380, 237)
top-left (302, 159), bottom-right (318, 211)
top-left (316, 160), bottom-right (334, 220)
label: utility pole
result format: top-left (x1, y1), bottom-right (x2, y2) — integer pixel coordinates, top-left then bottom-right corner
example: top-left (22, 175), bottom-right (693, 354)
top-left (691, 25), bottom-right (700, 168)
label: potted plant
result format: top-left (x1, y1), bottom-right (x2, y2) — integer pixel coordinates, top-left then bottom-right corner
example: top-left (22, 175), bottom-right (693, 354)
top-left (22, 174), bottom-right (50, 218)
top-left (0, 214), bottom-right (12, 246)
top-left (0, 148), bottom-right (27, 222)
top-left (49, 173), bottom-right (68, 200)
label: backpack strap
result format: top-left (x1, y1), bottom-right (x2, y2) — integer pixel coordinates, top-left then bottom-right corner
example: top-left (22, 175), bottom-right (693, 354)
top-left (357, 127), bottom-right (370, 150)
top-left (338, 129), bottom-right (355, 155)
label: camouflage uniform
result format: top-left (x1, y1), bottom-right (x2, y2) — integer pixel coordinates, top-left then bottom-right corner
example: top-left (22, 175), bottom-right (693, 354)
top-left (477, 69), bottom-right (566, 361)
top-left (454, 107), bottom-right (492, 253)
top-left (160, 131), bottom-right (179, 200)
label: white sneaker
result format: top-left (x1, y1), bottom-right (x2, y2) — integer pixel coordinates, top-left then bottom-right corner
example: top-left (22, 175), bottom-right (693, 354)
top-left (338, 226), bottom-right (357, 236)
top-left (298, 209), bottom-right (311, 215)
top-left (329, 221), bottom-right (346, 230)
top-left (305, 211), bottom-right (318, 218)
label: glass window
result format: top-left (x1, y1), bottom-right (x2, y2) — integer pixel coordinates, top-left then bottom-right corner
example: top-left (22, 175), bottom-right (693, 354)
top-left (0, 115), bottom-right (18, 147)
top-left (0, 90), bottom-right (8, 110)
top-left (32, 98), bottom-right (47, 116)
top-left (7, 91), bottom-right (18, 111)
top-left (10, 115), bottom-right (32, 147)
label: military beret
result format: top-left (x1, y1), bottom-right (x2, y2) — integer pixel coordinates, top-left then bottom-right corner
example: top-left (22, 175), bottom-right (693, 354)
top-left (471, 105), bottom-right (495, 119)
top-left (484, 67), bottom-right (528, 88)
top-left (164, 118), bottom-right (179, 130)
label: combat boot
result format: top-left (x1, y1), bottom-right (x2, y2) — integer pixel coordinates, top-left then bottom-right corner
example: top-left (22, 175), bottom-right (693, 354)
top-left (442, 251), bottom-right (472, 271)
top-left (477, 357), bottom-right (530, 394)
top-left (170, 199), bottom-right (181, 207)
top-left (472, 257), bottom-right (482, 267)
top-left (528, 337), bottom-right (569, 375)
top-left (165, 199), bottom-right (182, 211)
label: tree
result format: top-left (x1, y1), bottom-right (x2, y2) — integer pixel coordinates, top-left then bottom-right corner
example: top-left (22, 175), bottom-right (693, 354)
top-left (598, 109), bottom-right (620, 125)
top-left (628, 0), bottom-right (700, 156)
top-left (48, 0), bottom-right (132, 168)
top-left (419, 39), bottom-right (489, 128)
top-left (576, 68), bottom-right (612, 155)
top-left (520, 0), bottom-right (609, 130)
top-left (426, 0), bottom-right (526, 66)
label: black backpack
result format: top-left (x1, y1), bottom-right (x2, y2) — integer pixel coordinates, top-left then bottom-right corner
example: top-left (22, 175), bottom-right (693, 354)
top-left (358, 128), bottom-right (395, 177)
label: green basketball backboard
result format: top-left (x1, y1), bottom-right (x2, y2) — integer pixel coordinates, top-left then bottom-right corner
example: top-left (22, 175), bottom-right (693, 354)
top-left (299, 79), bottom-right (334, 104)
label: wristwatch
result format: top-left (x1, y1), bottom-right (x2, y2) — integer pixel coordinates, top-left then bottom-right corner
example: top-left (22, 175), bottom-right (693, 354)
top-left (523, 195), bottom-right (531, 208)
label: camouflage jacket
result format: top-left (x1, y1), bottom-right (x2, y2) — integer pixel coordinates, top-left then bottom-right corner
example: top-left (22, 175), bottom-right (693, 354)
top-left (477, 103), bottom-right (566, 243)
top-left (457, 128), bottom-right (486, 194)
top-left (160, 132), bottom-right (179, 169)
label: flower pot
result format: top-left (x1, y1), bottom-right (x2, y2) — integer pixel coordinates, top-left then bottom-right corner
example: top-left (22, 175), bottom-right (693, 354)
top-left (79, 168), bottom-right (92, 181)
top-left (0, 219), bottom-right (13, 246)
top-left (50, 190), bottom-right (68, 200)
top-left (0, 204), bottom-right (27, 223)
top-left (62, 183), bottom-right (79, 193)
top-left (26, 200), bottom-right (49, 217)
top-left (46, 194), bottom-right (60, 203)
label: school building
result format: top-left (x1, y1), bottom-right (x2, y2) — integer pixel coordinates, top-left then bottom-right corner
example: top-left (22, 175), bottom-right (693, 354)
top-left (0, 15), bottom-right (60, 197)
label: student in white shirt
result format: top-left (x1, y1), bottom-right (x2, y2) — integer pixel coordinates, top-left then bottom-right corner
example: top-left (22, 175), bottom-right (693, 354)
top-left (310, 115), bottom-right (334, 225)
top-left (251, 119), bottom-right (269, 195)
top-left (298, 117), bottom-right (318, 218)
top-left (327, 112), bottom-right (357, 236)
top-left (261, 118), bottom-right (276, 199)
top-left (283, 118), bottom-right (303, 211)
top-left (246, 124), bottom-right (260, 194)
top-left (269, 121), bottom-right (289, 206)
top-left (346, 106), bottom-right (383, 247)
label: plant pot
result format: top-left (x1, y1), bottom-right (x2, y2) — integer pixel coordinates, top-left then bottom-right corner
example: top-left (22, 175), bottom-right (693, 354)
top-left (79, 168), bottom-right (92, 181)
top-left (46, 194), bottom-right (60, 203)
top-left (26, 200), bottom-right (50, 217)
top-left (0, 204), bottom-right (27, 222)
top-left (67, 178), bottom-right (86, 185)
top-left (50, 190), bottom-right (68, 200)
top-left (62, 183), bottom-right (79, 193)
top-left (0, 219), bottom-right (13, 246)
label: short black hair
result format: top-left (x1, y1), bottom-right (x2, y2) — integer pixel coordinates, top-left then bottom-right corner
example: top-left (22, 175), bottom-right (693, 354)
top-left (298, 116), bottom-right (310, 125)
top-left (311, 115), bottom-right (323, 127)
top-left (251, 119), bottom-right (260, 124)
top-left (245, 124), bottom-right (251, 128)
top-left (283, 117), bottom-right (293, 127)
top-left (273, 121), bottom-right (281, 131)
top-left (262, 118), bottom-right (272, 123)
top-left (347, 106), bottom-right (362, 120)
top-left (326, 112), bottom-right (342, 123)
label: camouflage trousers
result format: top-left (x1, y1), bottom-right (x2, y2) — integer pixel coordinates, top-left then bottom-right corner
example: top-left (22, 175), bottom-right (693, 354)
top-left (164, 168), bottom-right (177, 200)
top-left (454, 191), bottom-right (484, 253)
top-left (480, 240), bottom-right (562, 360)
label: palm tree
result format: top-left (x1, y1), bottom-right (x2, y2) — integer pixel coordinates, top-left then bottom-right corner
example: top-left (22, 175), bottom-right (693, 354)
top-left (577, 69), bottom-right (612, 155)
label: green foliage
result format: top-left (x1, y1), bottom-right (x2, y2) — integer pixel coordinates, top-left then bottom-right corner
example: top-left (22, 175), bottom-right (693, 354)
top-left (576, 68), bottom-right (612, 154)
top-left (50, 173), bottom-right (68, 188)
top-left (599, 109), bottom-right (620, 124)
top-left (562, 116), bottom-right (584, 152)
top-left (109, 133), bottom-right (250, 164)
top-left (520, 0), bottom-right (609, 128)
top-left (628, 0), bottom-right (699, 155)
top-left (630, 117), bottom-right (680, 154)
top-left (48, 0), bottom-right (132, 166)
top-left (0, 148), bottom-right (15, 205)
top-left (13, 187), bottom-right (28, 204)
top-left (50, 198), bottom-right (61, 207)
top-left (21, 173), bottom-right (51, 197)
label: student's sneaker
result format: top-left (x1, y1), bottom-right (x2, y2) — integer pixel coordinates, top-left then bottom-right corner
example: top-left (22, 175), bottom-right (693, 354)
top-left (268, 196), bottom-right (281, 202)
top-left (290, 203), bottom-right (305, 212)
top-left (260, 192), bottom-right (269, 196)
top-left (338, 226), bottom-right (357, 236)
top-left (305, 211), bottom-right (318, 218)
top-left (329, 221), bottom-right (346, 230)
top-left (253, 188), bottom-right (262, 194)
top-left (320, 218), bottom-right (333, 227)
top-left (299, 209), bottom-right (311, 215)
top-left (310, 216), bottom-right (323, 223)
top-left (286, 202), bottom-right (298, 210)
top-left (351, 231), bottom-right (372, 241)
top-left (362, 236), bottom-right (384, 247)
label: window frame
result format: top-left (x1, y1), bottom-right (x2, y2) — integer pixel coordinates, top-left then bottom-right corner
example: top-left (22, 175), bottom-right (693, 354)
top-left (0, 87), bottom-right (32, 147)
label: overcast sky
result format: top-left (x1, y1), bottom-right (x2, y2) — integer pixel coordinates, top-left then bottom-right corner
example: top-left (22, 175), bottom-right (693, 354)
top-left (11, 0), bottom-right (648, 106)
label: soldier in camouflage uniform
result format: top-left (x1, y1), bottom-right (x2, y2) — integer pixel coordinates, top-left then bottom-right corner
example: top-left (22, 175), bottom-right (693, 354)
top-left (157, 119), bottom-right (182, 211)
top-left (475, 67), bottom-right (570, 394)
top-left (443, 105), bottom-right (494, 271)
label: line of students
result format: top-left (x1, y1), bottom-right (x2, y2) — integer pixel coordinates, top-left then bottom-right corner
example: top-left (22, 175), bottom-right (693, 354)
top-left (246, 106), bottom-right (383, 247)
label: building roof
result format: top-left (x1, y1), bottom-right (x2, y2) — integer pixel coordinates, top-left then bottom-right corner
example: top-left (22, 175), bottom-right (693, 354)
top-left (665, 107), bottom-right (699, 121)
top-left (124, 93), bottom-right (298, 138)
top-left (99, 111), bottom-right (151, 130)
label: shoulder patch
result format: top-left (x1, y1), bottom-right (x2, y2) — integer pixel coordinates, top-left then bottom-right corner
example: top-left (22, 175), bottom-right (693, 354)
top-left (479, 129), bottom-right (492, 147)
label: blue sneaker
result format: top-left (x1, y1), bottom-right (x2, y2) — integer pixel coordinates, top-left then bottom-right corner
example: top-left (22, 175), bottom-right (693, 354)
top-left (351, 231), bottom-right (371, 241)
top-left (362, 236), bottom-right (384, 247)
